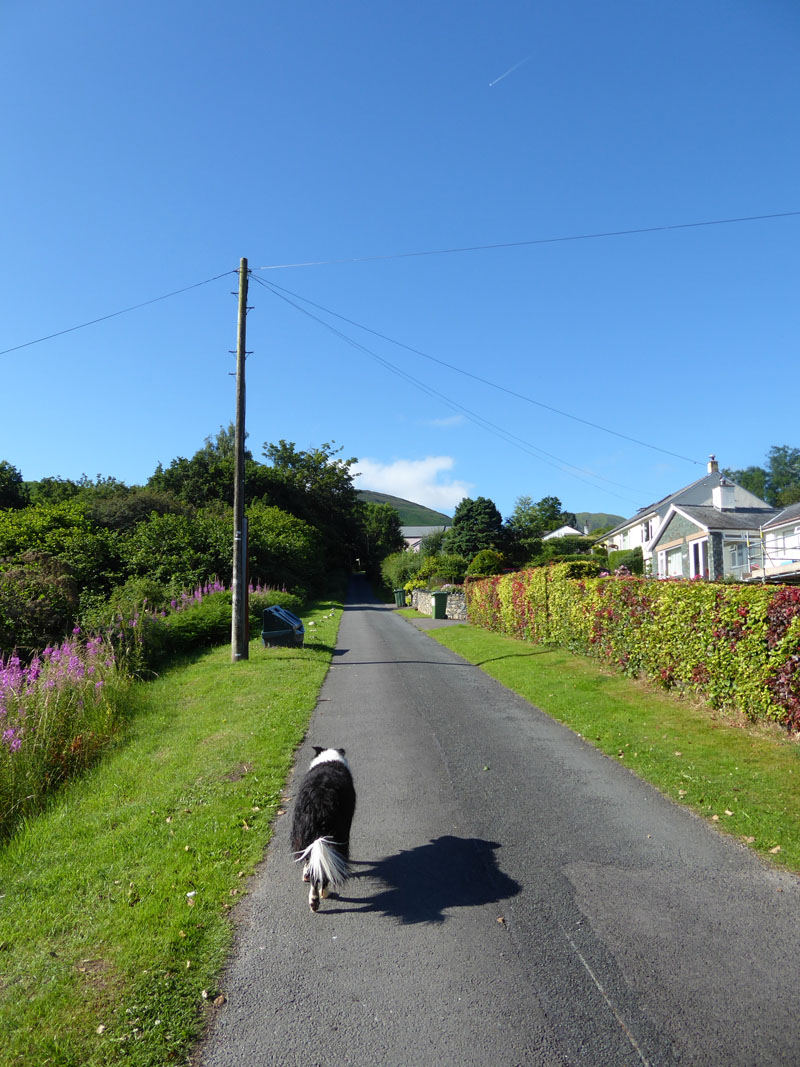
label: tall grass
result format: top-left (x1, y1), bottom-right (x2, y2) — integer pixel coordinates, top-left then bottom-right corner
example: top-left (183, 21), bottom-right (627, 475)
top-left (0, 634), bottom-right (132, 838)
top-left (0, 579), bottom-right (300, 840)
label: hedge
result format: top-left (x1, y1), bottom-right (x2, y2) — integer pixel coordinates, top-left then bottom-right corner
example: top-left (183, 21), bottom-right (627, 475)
top-left (466, 565), bottom-right (800, 730)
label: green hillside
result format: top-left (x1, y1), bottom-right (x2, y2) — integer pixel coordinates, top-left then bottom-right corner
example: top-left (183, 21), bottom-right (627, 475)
top-left (358, 490), bottom-right (451, 526)
top-left (575, 511), bottom-right (626, 533)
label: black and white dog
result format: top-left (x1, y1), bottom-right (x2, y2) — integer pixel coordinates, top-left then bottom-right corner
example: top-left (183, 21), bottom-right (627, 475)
top-left (290, 747), bottom-right (356, 912)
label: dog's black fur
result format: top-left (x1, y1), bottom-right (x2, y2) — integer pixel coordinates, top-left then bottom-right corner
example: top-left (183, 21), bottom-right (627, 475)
top-left (290, 747), bottom-right (356, 911)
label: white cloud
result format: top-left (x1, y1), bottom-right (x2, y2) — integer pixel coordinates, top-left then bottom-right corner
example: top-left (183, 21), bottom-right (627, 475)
top-left (353, 456), bottom-right (473, 513)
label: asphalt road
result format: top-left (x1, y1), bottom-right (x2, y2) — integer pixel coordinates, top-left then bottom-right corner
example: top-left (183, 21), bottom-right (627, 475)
top-left (194, 577), bottom-right (800, 1067)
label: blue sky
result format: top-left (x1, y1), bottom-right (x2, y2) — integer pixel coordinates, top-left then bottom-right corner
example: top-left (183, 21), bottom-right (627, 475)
top-left (2, 0), bottom-right (798, 522)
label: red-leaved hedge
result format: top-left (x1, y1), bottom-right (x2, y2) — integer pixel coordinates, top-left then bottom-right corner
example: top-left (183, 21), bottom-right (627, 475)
top-left (466, 565), bottom-right (800, 729)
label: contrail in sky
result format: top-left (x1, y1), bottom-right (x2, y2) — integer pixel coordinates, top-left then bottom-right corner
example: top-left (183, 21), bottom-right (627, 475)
top-left (489, 55), bottom-right (530, 87)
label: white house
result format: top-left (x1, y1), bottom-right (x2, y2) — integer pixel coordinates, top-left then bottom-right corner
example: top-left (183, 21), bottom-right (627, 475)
top-left (600, 456), bottom-right (776, 578)
top-left (743, 502), bottom-right (800, 584)
top-left (542, 524), bottom-right (587, 540)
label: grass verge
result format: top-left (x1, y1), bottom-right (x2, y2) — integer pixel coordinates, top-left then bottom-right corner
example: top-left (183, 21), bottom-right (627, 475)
top-left (0, 599), bottom-right (341, 1067)
top-left (426, 623), bottom-right (800, 873)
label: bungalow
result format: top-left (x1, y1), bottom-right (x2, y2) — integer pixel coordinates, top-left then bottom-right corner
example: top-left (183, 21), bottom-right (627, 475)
top-left (600, 457), bottom-right (775, 578)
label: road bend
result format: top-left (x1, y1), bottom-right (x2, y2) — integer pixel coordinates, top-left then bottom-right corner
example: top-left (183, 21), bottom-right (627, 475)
top-left (195, 577), bottom-right (800, 1067)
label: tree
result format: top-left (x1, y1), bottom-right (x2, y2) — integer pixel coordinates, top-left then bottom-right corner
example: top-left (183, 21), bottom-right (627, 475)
top-left (504, 495), bottom-right (544, 563)
top-left (362, 502), bottom-right (405, 569)
top-left (725, 445), bottom-right (800, 507)
top-left (443, 497), bottom-right (503, 559)
top-left (723, 463), bottom-right (769, 501)
top-left (766, 446), bottom-right (800, 506)
top-left (261, 440), bottom-right (363, 570)
top-left (0, 461), bottom-right (27, 509)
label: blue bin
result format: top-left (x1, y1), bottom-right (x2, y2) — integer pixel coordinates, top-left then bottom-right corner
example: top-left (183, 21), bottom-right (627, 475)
top-left (261, 606), bottom-right (305, 648)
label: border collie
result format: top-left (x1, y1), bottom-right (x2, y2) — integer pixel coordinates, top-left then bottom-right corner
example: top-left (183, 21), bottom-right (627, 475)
top-left (290, 747), bottom-right (356, 912)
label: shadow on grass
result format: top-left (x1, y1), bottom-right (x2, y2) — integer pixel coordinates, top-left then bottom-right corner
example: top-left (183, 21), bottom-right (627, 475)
top-left (474, 647), bottom-right (559, 668)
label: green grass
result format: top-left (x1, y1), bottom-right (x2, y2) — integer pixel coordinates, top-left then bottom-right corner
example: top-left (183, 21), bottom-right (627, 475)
top-left (0, 599), bottom-right (342, 1067)
top-left (426, 624), bottom-right (800, 872)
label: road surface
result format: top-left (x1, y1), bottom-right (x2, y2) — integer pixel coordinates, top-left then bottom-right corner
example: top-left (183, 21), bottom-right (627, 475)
top-left (195, 578), bottom-right (800, 1066)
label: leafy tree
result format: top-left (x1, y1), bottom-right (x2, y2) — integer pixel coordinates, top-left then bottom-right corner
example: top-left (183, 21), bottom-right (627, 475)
top-left (123, 510), bottom-right (233, 589)
top-left (766, 445), bottom-right (800, 506)
top-left (246, 502), bottom-right (323, 592)
top-left (420, 528), bottom-right (448, 558)
top-left (362, 502), bottom-right (405, 569)
top-left (25, 476), bottom-right (82, 505)
top-left (443, 497), bottom-right (503, 559)
top-left (723, 464), bottom-right (769, 501)
top-left (0, 552), bottom-right (79, 654)
top-left (504, 495), bottom-right (544, 563)
top-left (725, 445), bottom-right (800, 507)
top-left (0, 461), bottom-right (27, 509)
top-left (261, 440), bottom-right (363, 570)
top-left (87, 488), bottom-right (190, 533)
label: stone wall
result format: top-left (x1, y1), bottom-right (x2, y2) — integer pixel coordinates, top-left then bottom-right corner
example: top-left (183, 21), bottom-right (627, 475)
top-left (410, 588), bottom-right (468, 621)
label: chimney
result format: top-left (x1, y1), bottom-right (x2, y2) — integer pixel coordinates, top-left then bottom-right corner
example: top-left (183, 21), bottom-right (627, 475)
top-left (713, 478), bottom-right (735, 511)
top-left (708, 455), bottom-right (719, 474)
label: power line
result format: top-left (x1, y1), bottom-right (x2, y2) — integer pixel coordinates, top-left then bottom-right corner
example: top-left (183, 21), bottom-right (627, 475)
top-left (251, 274), bottom-right (646, 505)
top-left (0, 270), bottom-right (237, 357)
top-left (259, 276), bottom-right (702, 467)
top-left (255, 210), bottom-right (800, 271)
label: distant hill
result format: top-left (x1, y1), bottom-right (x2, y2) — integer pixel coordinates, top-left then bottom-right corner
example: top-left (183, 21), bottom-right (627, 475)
top-left (358, 490), bottom-right (452, 526)
top-left (575, 511), bottom-right (626, 533)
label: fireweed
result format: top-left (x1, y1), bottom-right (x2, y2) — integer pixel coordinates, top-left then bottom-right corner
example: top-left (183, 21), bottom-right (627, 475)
top-left (0, 632), bottom-right (129, 838)
top-left (0, 578), bottom-right (296, 836)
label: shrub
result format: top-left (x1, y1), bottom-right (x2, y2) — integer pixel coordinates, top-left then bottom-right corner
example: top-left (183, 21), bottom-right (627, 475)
top-left (249, 588), bottom-right (304, 625)
top-left (431, 553), bottom-right (469, 584)
top-left (381, 550), bottom-right (422, 590)
top-left (608, 547), bottom-right (644, 575)
top-left (466, 549), bottom-right (505, 578)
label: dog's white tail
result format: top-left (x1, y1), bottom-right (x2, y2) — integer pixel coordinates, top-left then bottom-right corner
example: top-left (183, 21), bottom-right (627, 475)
top-left (294, 836), bottom-right (350, 887)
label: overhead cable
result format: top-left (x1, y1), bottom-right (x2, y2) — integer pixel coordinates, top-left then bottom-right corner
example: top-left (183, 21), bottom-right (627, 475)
top-left (251, 274), bottom-right (646, 505)
top-left (261, 277), bottom-right (702, 467)
top-left (0, 270), bottom-right (237, 357)
top-left (255, 210), bottom-right (800, 271)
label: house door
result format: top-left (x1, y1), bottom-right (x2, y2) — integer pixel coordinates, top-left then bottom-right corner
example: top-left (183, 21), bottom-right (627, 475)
top-left (691, 539), bottom-right (708, 579)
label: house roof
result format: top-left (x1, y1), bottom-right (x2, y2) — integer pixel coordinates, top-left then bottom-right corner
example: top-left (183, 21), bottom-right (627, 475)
top-left (400, 525), bottom-right (450, 537)
top-left (763, 502), bottom-right (800, 530)
top-left (602, 470), bottom-right (773, 539)
top-left (651, 505), bottom-right (779, 548)
top-left (675, 505), bottom-right (778, 532)
top-left (543, 524), bottom-right (585, 540)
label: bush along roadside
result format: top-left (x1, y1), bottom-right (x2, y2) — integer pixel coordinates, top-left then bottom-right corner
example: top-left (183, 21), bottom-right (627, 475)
top-left (466, 565), bottom-right (800, 730)
top-left (0, 580), bottom-right (306, 840)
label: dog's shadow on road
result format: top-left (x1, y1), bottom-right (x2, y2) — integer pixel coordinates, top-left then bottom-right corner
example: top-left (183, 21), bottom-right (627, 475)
top-left (328, 835), bottom-right (521, 925)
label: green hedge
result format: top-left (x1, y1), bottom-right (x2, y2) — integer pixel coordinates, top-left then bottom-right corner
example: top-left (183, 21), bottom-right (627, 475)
top-left (466, 565), bottom-right (800, 729)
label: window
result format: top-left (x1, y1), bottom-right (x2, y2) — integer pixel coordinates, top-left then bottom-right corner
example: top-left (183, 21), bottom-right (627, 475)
top-left (666, 547), bottom-right (683, 577)
top-left (728, 542), bottom-right (747, 569)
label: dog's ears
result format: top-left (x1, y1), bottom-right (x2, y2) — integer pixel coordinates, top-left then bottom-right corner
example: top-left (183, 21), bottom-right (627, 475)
top-left (312, 746), bottom-right (325, 756)
top-left (338, 748), bottom-right (346, 756)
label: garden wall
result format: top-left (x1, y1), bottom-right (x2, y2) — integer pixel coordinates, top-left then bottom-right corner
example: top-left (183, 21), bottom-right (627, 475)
top-left (411, 588), bottom-right (468, 621)
top-left (466, 565), bottom-right (800, 730)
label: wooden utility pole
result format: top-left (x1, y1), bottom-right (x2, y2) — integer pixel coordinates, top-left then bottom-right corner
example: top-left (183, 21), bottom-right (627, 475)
top-left (231, 258), bottom-right (249, 661)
